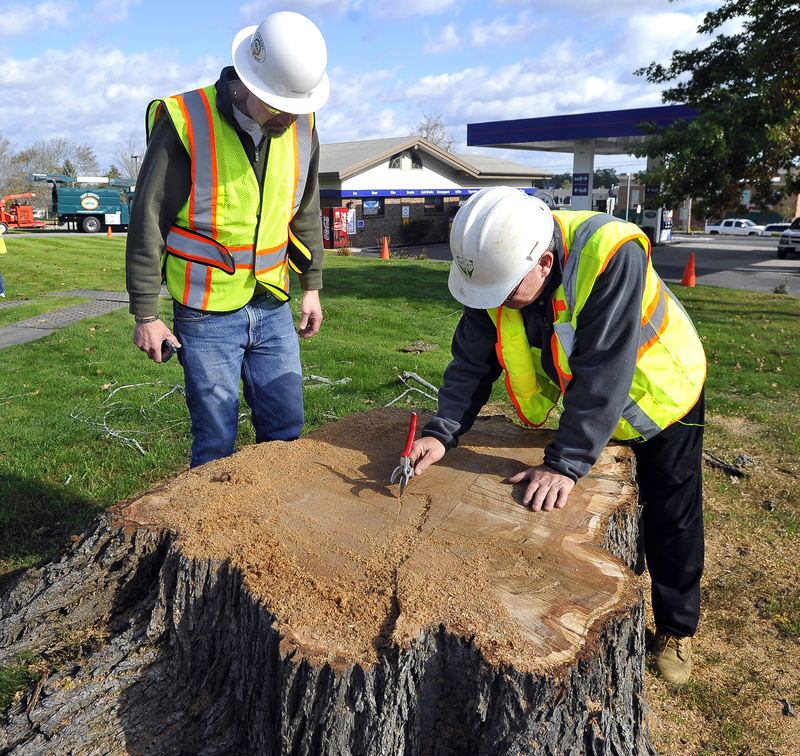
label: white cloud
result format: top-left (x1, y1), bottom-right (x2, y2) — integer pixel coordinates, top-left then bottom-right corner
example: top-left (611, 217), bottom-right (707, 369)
top-left (621, 11), bottom-right (712, 70)
top-left (0, 0), bottom-right (727, 178)
top-left (494, 0), bottom-right (707, 21)
top-left (93, 0), bottom-right (140, 23)
top-left (371, 0), bottom-right (460, 18)
top-left (468, 12), bottom-right (535, 47)
top-left (238, 0), bottom-right (361, 24)
top-left (1, 47), bottom-right (222, 168)
top-left (0, 1), bottom-right (75, 38)
top-left (423, 24), bottom-right (461, 55)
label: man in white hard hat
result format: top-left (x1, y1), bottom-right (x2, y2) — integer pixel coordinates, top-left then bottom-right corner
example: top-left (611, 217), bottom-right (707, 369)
top-left (126, 12), bottom-right (329, 468)
top-left (408, 186), bottom-right (707, 686)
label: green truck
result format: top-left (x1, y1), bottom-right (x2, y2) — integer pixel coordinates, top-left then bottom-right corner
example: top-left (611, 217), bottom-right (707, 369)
top-left (30, 174), bottom-right (136, 233)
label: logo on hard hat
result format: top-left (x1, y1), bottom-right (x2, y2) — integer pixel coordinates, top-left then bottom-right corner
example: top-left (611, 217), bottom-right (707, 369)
top-left (455, 256), bottom-right (474, 279)
top-left (251, 31), bottom-right (266, 63)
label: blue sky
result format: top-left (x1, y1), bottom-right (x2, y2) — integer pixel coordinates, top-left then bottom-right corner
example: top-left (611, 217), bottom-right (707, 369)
top-left (1, 0), bottom-right (725, 176)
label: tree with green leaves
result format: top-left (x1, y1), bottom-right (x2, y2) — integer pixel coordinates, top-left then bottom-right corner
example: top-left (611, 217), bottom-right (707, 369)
top-left (535, 172), bottom-right (572, 190)
top-left (593, 168), bottom-right (618, 190)
top-left (633, 0), bottom-right (800, 219)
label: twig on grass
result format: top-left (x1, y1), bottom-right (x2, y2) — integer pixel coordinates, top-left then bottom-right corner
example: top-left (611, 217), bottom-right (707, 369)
top-left (0, 390), bottom-right (41, 401)
top-left (304, 374), bottom-right (352, 386)
top-left (69, 381), bottom-right (189, 456)
top-left (385, 371), bottom-right (439, 407)
top-left (702, 450), bottom-right (749, 478)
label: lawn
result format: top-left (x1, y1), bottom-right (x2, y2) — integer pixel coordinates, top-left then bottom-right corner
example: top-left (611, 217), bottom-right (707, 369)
top-left (0, 236), bottom-right (799, 754)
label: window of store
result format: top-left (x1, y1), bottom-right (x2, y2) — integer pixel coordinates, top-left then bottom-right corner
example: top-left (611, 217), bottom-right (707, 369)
top-left (389, 150), bottom-right (423, 170)
top-left (362, 198), bottom-right (385, 216)
top-left (423, 196), bottom-right (444, 214)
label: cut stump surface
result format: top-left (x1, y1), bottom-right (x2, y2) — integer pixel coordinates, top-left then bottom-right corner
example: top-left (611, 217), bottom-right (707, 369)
top-left (0, 407), bottom-right (653, 755)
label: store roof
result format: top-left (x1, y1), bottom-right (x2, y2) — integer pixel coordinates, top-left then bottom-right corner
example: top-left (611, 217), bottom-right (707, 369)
top-left (319, 136), bottom-right (552, 181)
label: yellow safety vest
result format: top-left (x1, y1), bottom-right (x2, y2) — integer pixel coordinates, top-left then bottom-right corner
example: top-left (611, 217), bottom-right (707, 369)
top-left (147, 85), bottom-right (315, 311)
top-left (488, 211), bottom-right (706, 441)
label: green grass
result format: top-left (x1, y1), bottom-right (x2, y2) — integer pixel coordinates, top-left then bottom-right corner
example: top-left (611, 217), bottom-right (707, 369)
top-left (0, 244), bottom-right (466, 576)
top-left (1, 240), bottom-right (798, 572)
top-left (1, 237), bottom-right (800, 747)
top-left (1, 235), bottom-right (128, 295)
top-left (768, 590), bottom-right (800, 640)
top-left (0, 652), bottom-right (40, 719)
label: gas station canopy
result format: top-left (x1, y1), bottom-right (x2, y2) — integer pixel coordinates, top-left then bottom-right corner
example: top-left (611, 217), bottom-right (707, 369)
top-left (466, 104), bottom-right (697, 155)
top-left (466, 104), bottom-right (697, 214)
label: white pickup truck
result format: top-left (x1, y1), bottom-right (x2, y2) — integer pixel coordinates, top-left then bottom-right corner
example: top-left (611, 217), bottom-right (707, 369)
top-left (777, 218), bottom-right (800, 259)
top-left (705, 218), bottom-right (765, 236)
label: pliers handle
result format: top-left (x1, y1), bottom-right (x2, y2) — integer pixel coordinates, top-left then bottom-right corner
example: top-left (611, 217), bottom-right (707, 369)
top-left (390, 412), bottom-right (417, 495)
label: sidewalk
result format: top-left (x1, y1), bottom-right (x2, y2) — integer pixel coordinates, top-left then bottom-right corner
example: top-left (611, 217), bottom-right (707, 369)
top-left (0, 290), bottom-right (133, 349)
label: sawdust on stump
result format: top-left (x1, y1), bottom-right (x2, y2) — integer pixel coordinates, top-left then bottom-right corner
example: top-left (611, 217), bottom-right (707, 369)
top-left (120, 406), bottom-right (639, 674)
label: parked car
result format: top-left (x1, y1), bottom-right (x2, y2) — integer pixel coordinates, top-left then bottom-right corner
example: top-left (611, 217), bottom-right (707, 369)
top-left (763, 222), bottom-right (791, 236)
top-left (705, 218), bottom-right (765, 236)
top-left (777, 218), bottom-right (800, 259)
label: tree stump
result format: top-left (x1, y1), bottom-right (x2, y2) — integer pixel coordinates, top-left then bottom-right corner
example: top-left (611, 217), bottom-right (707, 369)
top-left (0, 406), bottom-right (654, 755)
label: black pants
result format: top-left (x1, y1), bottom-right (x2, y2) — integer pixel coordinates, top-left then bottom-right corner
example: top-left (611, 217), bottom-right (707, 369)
top-left (632, 389), bottom-right (705, 638)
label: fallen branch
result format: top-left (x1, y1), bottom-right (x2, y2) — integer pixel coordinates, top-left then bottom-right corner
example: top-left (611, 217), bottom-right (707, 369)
top-left (303, 374), bottom-right (352, 386)
top-left (69, 382), bottom-right (189, 455)
top-left (385, 372), bottom-right (439, 407)
top-left (702, 450), bottom-right (748, 478)
top-left (399, 371), bottom-right (439, 395)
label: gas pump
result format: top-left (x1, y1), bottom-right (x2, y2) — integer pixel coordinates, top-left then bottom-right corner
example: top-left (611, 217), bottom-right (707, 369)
top-left (659, 209), bottom-right (673, 242)
top-left (638, 208), bottom-right (662, 245)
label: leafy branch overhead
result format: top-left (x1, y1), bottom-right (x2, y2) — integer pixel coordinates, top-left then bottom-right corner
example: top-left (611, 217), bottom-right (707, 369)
top-left (633, 0), bottom-right (800, 218)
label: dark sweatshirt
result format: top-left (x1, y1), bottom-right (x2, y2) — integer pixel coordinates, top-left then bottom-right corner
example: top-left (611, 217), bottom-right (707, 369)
top-left (422, 225), bottom-right (650, 482)
top-left (125, 66), bottom-right (324, 317)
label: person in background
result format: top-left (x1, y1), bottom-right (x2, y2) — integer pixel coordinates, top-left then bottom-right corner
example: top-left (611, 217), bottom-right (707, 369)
top-left (125, 12), bottom-right (329, 468)
top-left (408, 186), bottom-right (706, 685)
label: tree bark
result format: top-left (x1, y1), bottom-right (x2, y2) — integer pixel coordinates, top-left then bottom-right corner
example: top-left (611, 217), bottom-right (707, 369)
top-left (0, 407), bottom-right (654, 755)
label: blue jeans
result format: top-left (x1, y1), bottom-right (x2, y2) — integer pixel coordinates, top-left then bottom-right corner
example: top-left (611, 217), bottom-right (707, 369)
top-left (172, 295), bottom-right (304, 468)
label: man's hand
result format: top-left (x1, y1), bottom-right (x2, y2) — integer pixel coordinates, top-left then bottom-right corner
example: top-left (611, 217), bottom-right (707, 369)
top-left (408, 436), bottom-right (446, 476)
top-left (133, 319), bottom-right (181, 363)
top-left (298, 289), bottom-right (322, 339)
top-left (505, 464), bottom-right (575, 512)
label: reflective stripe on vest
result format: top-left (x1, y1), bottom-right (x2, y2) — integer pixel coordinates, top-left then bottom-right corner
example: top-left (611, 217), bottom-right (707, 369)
top-left (552, 212), bottom-right (669, 367)
top-left (490, 212), bottom-right (706, 441)
top-left (147, 86), bottom-right (314, 311)
top-left (488, 307), bottom-right (562, 428)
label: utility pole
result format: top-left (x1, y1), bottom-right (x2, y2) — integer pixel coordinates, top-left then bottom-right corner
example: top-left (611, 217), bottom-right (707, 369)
top-left (626, 173), bottom-right (632, 222)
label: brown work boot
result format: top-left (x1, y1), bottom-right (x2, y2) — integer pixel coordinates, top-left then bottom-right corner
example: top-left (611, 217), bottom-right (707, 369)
top-left (652, 632), bottom-right (692, 685)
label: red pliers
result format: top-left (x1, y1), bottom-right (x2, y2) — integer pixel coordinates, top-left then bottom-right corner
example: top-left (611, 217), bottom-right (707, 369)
top-left (390, 412), bottom-right (417, 495)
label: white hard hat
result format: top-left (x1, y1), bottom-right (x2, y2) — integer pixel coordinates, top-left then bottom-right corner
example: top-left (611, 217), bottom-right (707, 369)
top-left (232, 11), bottom-right (330, 115)
top-left (448, 186), bottom-right (555, 309)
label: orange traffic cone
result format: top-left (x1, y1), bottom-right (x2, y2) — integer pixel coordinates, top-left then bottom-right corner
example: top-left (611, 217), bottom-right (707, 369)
top-left (380, 236), bottom-right (390, 259)
top-left (107, 226), bottom-right (113, 238)
top-left (680, 253), bottom-right (696, 287)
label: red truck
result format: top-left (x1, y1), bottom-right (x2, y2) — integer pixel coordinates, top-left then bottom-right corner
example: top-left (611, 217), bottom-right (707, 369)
top-left (0, 193), bottom-right (46, 232)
